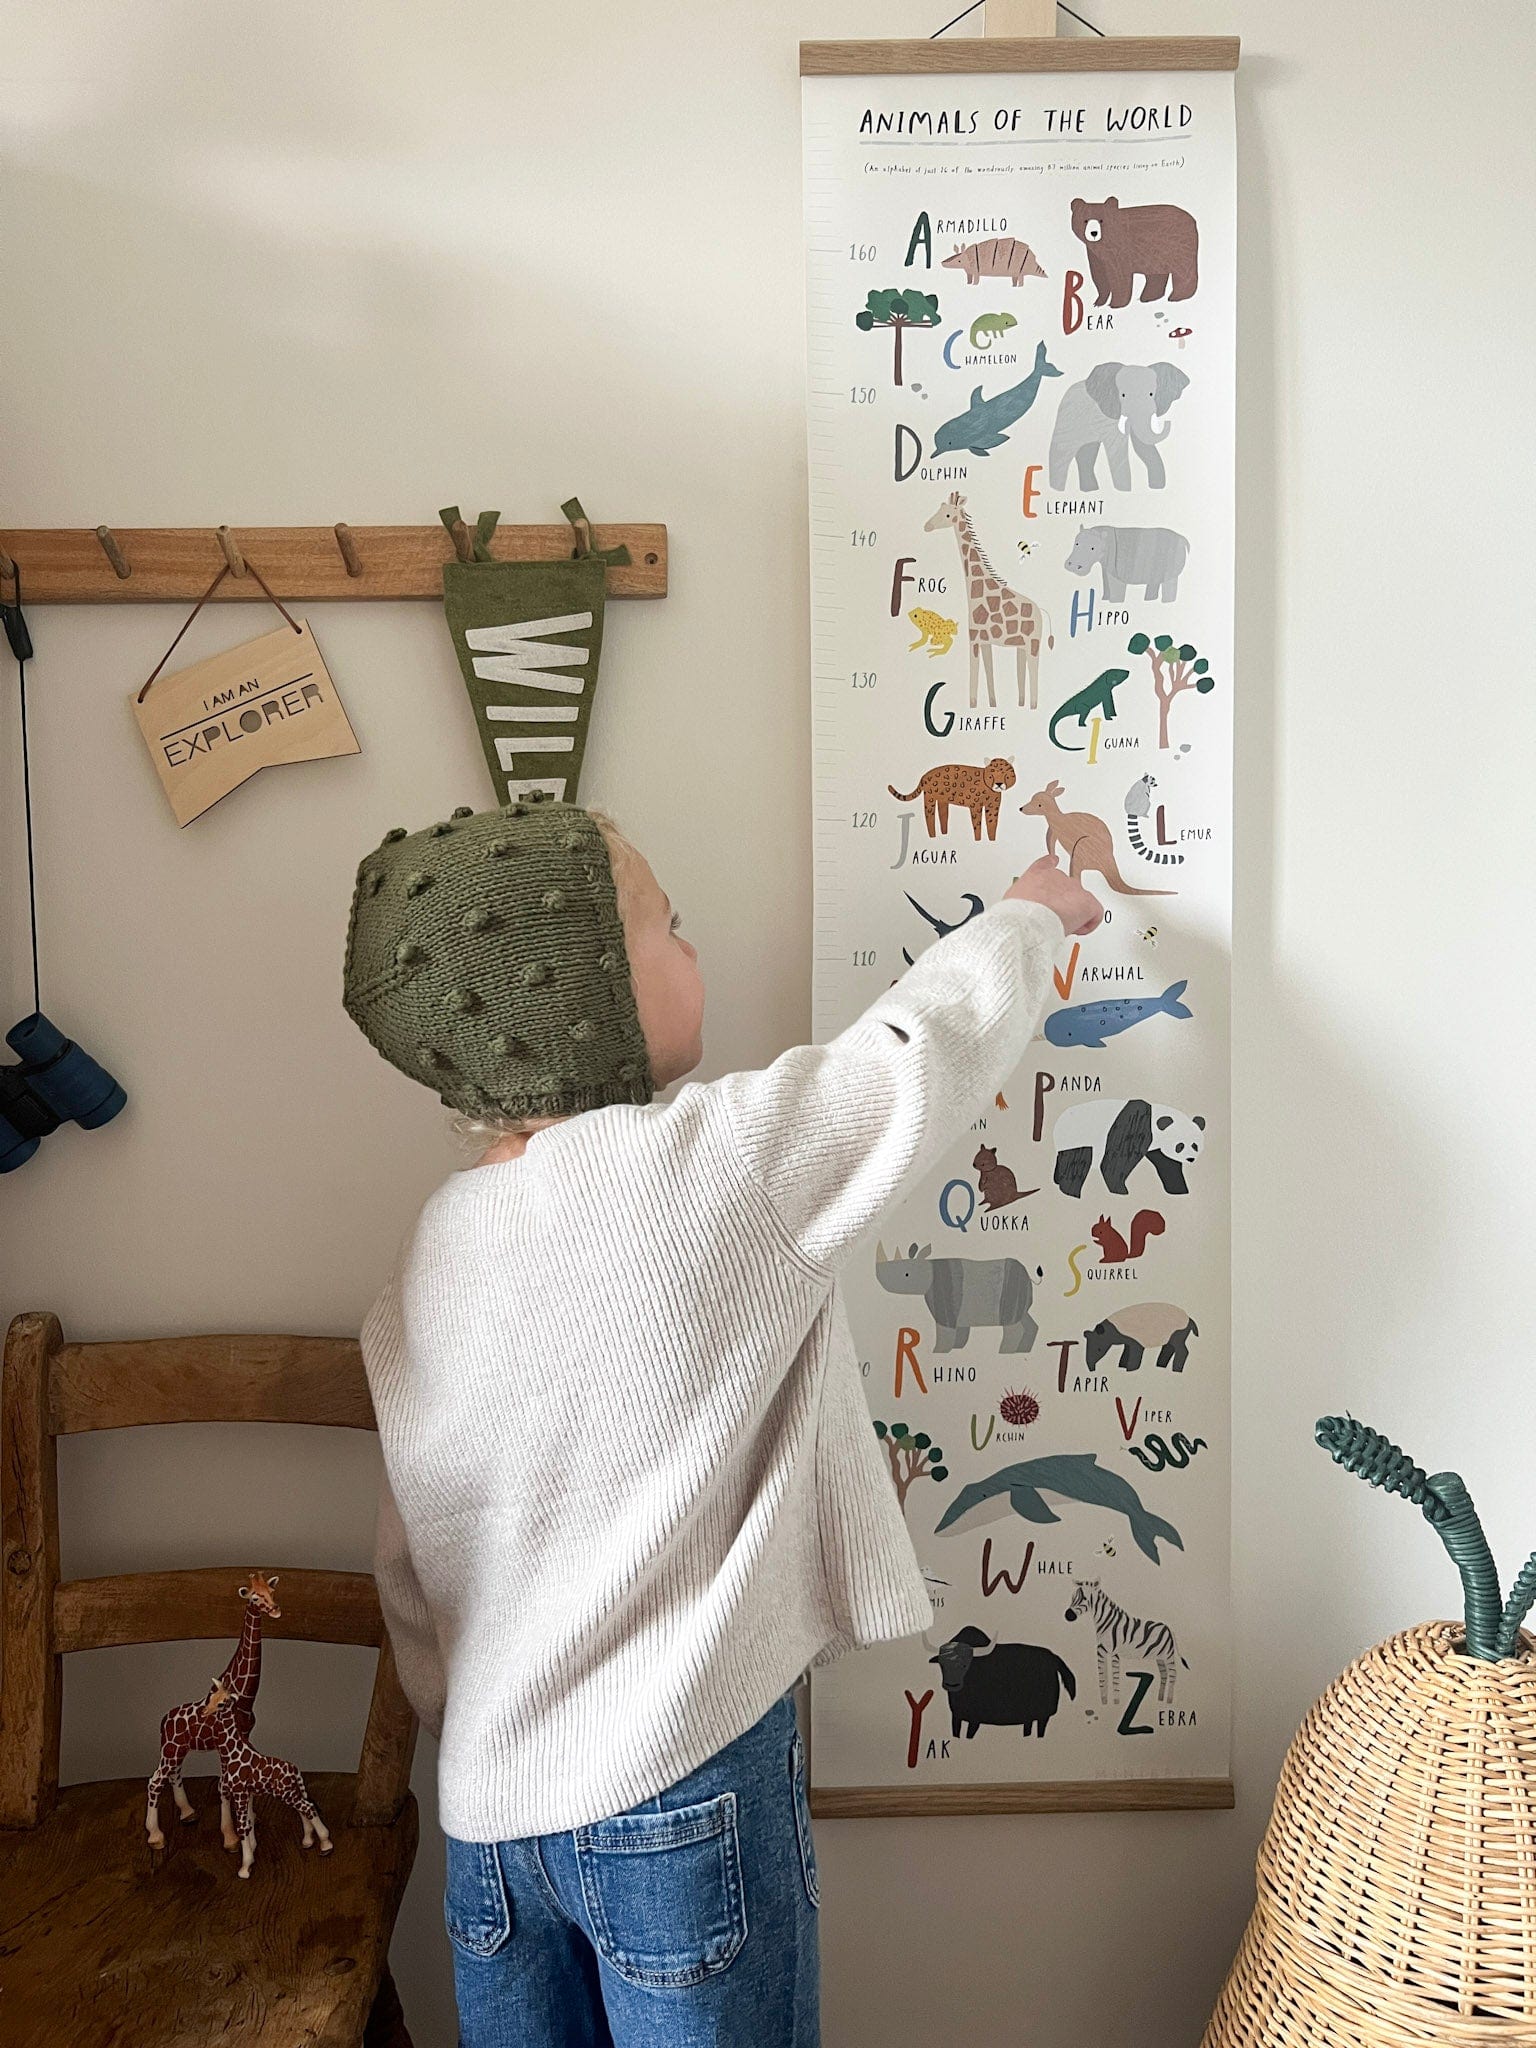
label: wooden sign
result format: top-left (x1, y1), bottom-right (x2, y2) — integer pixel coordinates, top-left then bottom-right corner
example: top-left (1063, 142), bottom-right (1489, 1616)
top-left (131, 621), bottom-right (359, 826)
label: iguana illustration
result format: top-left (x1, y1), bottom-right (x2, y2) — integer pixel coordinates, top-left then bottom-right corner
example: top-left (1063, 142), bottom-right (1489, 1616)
top-left (1048, 667), bottom-right (1132, 752)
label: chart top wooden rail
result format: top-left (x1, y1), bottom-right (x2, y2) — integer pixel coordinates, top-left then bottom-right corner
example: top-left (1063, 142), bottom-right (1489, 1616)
top-left (0, 522), bottom-right (669, 604)
top-left (800, 36), bottom-right (1240, 75)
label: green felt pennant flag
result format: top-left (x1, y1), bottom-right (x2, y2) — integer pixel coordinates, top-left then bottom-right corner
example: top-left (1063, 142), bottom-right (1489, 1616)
top-left (439, 500), bottom-right (629, 807)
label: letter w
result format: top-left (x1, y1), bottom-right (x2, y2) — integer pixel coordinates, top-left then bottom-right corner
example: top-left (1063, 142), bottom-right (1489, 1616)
top-left (981, 1537), bottom-right (1033, 1596)
top-left (464, 612), bottom-right (593, 692)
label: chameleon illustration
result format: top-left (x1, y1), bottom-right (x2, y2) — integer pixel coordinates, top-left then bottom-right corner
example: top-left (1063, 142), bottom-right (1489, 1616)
top-left (908, 607), bottom-right (959, 658)
top-left (1048, 667), bottom-right (1132, 752)
top-left (969, 311), bottom-right (1018, 350)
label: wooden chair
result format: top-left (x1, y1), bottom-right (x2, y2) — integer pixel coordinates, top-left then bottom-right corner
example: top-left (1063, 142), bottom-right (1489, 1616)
top-left (0, 1311), bottom-right (420, 2047)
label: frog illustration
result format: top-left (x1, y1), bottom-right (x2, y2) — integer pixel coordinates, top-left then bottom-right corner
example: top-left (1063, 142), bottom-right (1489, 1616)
top-left (907, 607), bottom-right (959, 658)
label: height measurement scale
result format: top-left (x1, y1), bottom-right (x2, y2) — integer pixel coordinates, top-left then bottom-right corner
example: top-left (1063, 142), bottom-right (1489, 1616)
top-left (802, 37), bottom-right (1239, 1816)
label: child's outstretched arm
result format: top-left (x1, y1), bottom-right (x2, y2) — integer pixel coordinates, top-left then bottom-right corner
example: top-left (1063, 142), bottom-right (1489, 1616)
top-left (712, 859), bottom-right (1100, 1275)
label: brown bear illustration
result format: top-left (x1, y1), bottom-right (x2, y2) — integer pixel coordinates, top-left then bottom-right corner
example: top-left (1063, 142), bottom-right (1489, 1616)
top-left (889, 757), bottom-right (1016, 840)
top-left (1070, 196), bottom-right (1198, 308)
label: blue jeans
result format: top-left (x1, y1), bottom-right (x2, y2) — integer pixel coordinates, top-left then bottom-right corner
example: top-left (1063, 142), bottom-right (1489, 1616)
top-left (443, 1685), bottom-right (820, 2046)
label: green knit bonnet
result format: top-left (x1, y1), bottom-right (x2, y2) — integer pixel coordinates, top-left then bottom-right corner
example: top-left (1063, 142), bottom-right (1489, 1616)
top-left (342, 798), bottom-right (655, 1119)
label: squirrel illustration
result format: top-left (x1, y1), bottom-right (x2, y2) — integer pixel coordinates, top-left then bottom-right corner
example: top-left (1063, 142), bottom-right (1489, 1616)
top-left (1091, 1210), bottom-right (1166, 1264)
top-left (1124, 775), bottom-right (1184, 866)
top-left (973, 1145), bottom-right (1038, 1211)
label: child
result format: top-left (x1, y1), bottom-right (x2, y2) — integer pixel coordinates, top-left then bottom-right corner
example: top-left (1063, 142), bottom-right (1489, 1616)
top-left (342, 796), bottom-right (1101, 2047)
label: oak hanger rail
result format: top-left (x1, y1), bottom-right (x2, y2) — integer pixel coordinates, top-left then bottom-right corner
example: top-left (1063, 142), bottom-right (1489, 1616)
top-left (0, 518), bottom-right (669, 605)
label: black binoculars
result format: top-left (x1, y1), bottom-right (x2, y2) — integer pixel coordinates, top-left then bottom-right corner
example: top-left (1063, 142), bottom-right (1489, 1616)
top-left (0, 1012), bottom-right (127, 1172)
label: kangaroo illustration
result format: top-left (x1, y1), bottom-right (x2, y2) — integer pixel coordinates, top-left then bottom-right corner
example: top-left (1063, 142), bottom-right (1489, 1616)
top-left (1020, 782), bottom-right (1175, 896)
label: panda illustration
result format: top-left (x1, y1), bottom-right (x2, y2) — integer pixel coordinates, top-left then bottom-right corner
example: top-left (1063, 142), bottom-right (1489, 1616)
top-left (1051, 1097), bottom-right (1205, 1198)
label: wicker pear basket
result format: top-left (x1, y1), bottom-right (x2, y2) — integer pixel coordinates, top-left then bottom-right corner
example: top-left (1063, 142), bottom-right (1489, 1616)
top-left (1204, 1421), bottom-right (1536, 2048)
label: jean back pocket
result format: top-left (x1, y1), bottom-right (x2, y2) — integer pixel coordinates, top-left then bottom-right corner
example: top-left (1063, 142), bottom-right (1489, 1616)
top-left (789, 1723), bottom-right (820, 1909)
top-left (575, 1791), bottom-right (747, 1988)
top-left (443, 1835), bottom-right (514, 1958)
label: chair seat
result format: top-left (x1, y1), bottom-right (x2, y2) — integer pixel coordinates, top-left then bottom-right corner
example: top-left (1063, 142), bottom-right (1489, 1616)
top-left (0, 1774), bottom-right (418, 2048)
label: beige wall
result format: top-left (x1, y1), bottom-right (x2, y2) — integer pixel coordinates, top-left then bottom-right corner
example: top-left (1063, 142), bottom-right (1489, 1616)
top-left (3, 4), bottom-right (1534, 2042)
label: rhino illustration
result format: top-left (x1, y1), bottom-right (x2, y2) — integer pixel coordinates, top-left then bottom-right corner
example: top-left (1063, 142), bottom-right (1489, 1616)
top-left (875, 1239), bottom-right (1041, 1354)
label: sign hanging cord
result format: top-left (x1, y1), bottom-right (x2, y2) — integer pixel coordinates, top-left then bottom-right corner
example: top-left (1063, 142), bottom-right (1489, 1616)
top-left (930, 2), bottom-right (1103, 36)
top-left (6, 569), bottom-right (42, 1016)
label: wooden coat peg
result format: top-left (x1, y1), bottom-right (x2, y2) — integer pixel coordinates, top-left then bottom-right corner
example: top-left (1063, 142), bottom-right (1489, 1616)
top-left (95, 527), bottom-right (132, 579)
top-left (216, 527), bottom-right (247, 577)
top-left (333, 523), bottom-right (364, 578)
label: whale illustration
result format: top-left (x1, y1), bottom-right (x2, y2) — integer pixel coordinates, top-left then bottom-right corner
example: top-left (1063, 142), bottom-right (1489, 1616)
top-left (933, 1452), bottom-right (1183, 1564)
top-left (1043, 980), bottom-right (1192, 1049)
top-left (931, 339), bottom-right (1062, 457)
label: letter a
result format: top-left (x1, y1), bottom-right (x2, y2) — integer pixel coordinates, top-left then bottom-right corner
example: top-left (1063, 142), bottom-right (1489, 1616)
top-left (905, 212), bottom-right (933, 268)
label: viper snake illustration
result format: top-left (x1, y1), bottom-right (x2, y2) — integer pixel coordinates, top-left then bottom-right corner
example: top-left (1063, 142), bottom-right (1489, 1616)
top-left (1129, 1431), bottom-right (1207, 1472)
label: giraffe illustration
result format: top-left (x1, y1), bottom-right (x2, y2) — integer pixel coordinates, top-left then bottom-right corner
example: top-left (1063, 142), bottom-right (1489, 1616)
top-left (924, 492), bottom-right (1053, 711)
top-left (144, 1571), bottom-right (280, 1848)
top-left (202, 1678), bottom-right (333, 1878)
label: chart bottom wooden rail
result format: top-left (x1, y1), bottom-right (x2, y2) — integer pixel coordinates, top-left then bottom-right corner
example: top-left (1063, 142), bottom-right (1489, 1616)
top-left (810, 1778), bottom-right (1235, 1818)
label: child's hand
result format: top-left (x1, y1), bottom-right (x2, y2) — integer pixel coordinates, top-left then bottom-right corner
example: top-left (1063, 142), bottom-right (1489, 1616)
top-left (1004, 856), bottom-right (1105, 937)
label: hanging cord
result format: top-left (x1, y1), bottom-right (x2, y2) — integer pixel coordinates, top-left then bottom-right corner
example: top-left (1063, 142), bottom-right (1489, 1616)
top-left (3, 568), bottom-right (42, 1016)
top-left (931, 2), bottom-right (1103, 37)
top-left (137, 558), bottom-right (301, 704)
top-left (1315, 1417), bottom-right (1506, 1662)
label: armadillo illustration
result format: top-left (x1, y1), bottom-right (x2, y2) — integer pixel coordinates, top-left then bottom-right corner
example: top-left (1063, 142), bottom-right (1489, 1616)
top-left (942, 237), bottom-right (1047, 287)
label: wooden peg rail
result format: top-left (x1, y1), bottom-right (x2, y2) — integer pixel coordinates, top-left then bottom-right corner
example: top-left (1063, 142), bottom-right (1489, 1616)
top-left (0, 523), bottom-right (669, 604)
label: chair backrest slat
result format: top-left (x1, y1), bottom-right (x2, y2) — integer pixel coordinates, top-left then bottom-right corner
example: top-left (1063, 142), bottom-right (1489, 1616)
top-left (51, 1335), bottom-right (375, 1434)
top-left (53, 1567), bottom-right (384, 1655)
top-left (1, 1313), bottom-right (415, 1833)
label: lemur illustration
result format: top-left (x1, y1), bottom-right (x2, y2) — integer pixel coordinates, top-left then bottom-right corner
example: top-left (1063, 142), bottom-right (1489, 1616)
top-left (1124, 775), bottom-right (1183, 866)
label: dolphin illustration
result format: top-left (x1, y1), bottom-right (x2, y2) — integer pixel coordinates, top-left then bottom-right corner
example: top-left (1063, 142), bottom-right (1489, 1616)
top-left (933, 1452), bottom-right (1183, 1564)
top-left (1043, 980), bottom-right (1193, 1049)
top-left (932, 339), bottom-right (1062, 457)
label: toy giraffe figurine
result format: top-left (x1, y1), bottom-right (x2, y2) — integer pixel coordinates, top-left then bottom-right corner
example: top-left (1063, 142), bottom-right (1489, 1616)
top-left (144, 1571), bottom-right (280, 1848)
top-left (924, 491), bottom-right (1053, 711)
top-left (202, 1677), bottom-right (333, 1879)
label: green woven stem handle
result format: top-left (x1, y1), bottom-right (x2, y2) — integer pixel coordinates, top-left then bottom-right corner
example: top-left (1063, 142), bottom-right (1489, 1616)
top-left (1314, 1417), bottom-right (1523, 1662)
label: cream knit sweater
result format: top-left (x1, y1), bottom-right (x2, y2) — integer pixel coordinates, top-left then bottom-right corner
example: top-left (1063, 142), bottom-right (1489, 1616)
top-left (362, 894), bottom-right (1065, 1840)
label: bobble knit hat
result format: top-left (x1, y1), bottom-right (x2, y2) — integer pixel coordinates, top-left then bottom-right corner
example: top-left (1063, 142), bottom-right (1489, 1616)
top-left (341, 798), bottom-right (656, 1119)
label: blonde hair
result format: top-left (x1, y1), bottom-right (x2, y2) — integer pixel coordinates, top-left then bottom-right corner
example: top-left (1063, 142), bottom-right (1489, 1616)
top-left (448, 804), bottom-right (646, 1154)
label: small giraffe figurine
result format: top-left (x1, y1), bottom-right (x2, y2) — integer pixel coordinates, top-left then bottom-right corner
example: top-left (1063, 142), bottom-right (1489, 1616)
top-left (924, 491), bottom-right (1053, 711)
top-left (202, 1678), bottom-right (333, 1879)
top-left (144, 1571), bottom-right (280, 1848)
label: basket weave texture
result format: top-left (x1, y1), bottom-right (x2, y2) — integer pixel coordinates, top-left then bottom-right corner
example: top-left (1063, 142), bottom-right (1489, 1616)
top-left (1204, 1621), bottom-right (1536, 2047)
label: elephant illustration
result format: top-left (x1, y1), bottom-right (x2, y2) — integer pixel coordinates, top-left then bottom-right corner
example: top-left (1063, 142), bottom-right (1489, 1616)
top-left (1049, 362), bottom-right (1189, 492)
top-left (1065, 525), bottom-right (1189, 604)
top-left (1070, 196), bottom-right (1199, 308)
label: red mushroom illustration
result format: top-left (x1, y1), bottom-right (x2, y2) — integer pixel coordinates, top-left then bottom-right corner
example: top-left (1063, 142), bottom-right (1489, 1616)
top-left (1170, 326), bottom-right (1193, 351)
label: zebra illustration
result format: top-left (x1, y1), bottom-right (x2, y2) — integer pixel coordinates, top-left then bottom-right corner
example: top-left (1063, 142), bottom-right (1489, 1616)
top-left (1124, 775), bottom-right (1184, 866)
top-left (1064, 1578), bottom-right (1187, 1707)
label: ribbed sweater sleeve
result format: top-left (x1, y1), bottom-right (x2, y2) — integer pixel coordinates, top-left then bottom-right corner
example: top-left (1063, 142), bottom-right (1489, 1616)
top-left (374, 1457), bottom-right (448, 1741)
top-left (714, 895), bottom-right (1065, 1275)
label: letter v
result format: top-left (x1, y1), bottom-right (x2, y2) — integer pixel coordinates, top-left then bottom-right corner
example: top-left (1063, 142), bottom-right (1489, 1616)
top-left (1115, 1396), bottom-right (1142, 1441)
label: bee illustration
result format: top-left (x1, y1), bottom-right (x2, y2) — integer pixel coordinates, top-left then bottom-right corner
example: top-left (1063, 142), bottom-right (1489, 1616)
top-left (1138, 925), bottom-right (1159, 948)
top-left (1101, 1540), bottom-right (1117, 1559)
top-left (1016, 540), bottom-right (1034, 556)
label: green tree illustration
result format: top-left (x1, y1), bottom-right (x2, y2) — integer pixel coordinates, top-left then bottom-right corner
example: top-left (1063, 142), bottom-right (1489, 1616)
top-left (855, 288), bottom-right (940, 387)
top-left (873, 1418), bottom-right (947, 1513)
top-left (1128, 632), bottom-right (1217, 749)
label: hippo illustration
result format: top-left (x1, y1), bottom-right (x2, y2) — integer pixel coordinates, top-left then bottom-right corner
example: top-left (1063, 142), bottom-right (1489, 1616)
top-left (876, 1239), bottom-right (1041, 1354)
top-left (1065, 524), bottom-right (1189, 604)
